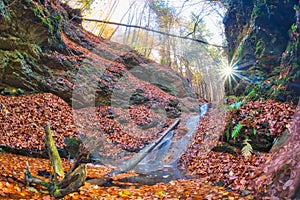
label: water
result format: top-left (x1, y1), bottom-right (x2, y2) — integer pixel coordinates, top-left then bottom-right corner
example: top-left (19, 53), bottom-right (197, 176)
top-left (133, 103), bottom-right (209, 181)
top-left (88, 103), bottom-right (209, 185)
top-left (200, 103), bottom-right (209, 116)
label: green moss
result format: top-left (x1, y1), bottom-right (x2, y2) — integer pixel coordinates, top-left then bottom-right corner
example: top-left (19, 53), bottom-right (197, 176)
top-left (0, 0), bottom-right (11, 22)
top-left (255, 40), bottom-right (265, 58)
top-left (32, 3), bottom-right (62, 37)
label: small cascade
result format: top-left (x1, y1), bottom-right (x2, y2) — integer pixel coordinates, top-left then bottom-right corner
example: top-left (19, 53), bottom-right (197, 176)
top-left (200, 103), bottom-right (209, 116)
top-left (135, 131), bottom-right (174, 173)
top-left (132, 103), bottom-right (209, 183)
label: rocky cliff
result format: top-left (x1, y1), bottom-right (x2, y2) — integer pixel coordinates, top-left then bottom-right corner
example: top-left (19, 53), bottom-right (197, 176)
top-left (224, 0), bottom-right (300, 103)
top-left (0, 0), bottom-right (193, 109)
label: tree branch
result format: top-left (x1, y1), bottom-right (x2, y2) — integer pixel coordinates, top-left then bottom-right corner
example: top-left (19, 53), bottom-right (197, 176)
top-left (82, 18), bottom-right (226, 48)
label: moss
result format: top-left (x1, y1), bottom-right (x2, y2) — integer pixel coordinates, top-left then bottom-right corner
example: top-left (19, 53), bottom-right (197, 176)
top-left (255, 40), bottom-right (265, 58)
top-left (32, 3), bottom-right (62, 37)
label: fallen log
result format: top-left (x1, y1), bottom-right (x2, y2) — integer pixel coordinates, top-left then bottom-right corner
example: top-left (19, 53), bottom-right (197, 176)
top-left (116, 119), bottom-right (180, 174)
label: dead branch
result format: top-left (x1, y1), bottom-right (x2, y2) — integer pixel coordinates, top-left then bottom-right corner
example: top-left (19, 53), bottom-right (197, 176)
top-left (45, 123), bottom-right (64, 178)
top-left (25, 124), bottom-right (87, 198)
top-left (82, 18), bottom-right (226, 48)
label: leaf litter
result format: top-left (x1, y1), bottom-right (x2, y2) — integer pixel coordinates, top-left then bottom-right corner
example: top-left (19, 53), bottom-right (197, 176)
top-left (0, 93), bottom-right (298, 199)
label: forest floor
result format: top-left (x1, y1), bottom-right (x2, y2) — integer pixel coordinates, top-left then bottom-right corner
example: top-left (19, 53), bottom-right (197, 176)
top-left (0, 93), bottom-right (298, 199)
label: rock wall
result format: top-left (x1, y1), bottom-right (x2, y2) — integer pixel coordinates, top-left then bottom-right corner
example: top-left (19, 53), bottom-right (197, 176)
top-left (0, 0), bottom-right (193, 108)
top-left (224, 0), bottom-right (300, 103)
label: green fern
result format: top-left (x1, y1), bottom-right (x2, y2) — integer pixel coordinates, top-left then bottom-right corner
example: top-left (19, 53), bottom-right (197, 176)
top-left (242, 139), bottom-right (253, 157)
top-left (245, 89), bottom-right (257, 102)
top-left (253, 128), bottom-right (257, 135)
top-left (231, 123), bottom-right (244, 139)
top-left (230, 101), bottom-right (243, 110)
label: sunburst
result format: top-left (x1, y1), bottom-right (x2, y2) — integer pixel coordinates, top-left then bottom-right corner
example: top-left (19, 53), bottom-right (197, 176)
top-left (219, 58), bottom-right (254, 92)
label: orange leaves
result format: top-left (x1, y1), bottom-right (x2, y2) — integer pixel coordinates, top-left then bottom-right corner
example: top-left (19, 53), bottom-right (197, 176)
top-left (129, 105), bottom-right (156, 125)
top-left (0, 153), bottom-right (65, 199)
top-left (0, 93), bottom-right (79, 151)
top-left (237, 100), bottom-right (296, 136)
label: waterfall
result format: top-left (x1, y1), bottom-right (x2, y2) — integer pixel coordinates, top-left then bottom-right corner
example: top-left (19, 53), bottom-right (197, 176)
top-left (134, 103), bottom-right (209, 179)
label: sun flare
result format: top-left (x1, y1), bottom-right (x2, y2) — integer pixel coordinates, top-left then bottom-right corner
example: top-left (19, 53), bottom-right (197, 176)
top-left (219, 58), bottom-right (253, 92)
top-left (223, 66), bottom-right (234, 76)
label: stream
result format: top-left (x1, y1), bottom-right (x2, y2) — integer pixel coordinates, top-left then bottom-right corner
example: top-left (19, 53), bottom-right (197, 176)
top-left (124, 103), bottom-right (209, 185)
top-left (88, 103), bottom-right (209, 186)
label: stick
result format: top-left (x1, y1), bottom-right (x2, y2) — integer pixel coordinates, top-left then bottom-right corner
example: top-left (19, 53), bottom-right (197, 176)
top-left (82, 18), bottom-right (226, 48)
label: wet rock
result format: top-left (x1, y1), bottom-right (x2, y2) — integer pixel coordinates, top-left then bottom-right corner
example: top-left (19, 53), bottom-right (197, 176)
top-left (166, 108), bottom-right (181, 118)
top-left (224, 0), bottom-right (300, 100)
top-left (129, 64), bottom-right (193, 98)
top-left (129, 88), bottom-right (150, 105)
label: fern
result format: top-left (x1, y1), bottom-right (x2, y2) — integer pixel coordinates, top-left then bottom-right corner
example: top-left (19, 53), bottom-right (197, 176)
top-left (242, 139), bottom-right (253, 157)
top-left (245, 89), bottom-right (256, 102)
top-left (231, 123), bottom-right (244, 139)
top-left (230, 101), bottom-right (243, 110)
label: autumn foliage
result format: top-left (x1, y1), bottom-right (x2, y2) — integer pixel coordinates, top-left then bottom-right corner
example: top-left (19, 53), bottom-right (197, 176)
top-left (0, 92), bottom-right (299, 199)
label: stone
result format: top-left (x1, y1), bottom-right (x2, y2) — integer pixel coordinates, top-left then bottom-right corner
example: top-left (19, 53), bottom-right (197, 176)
top-left (223, 0), bottom-right (300, 101)
top-left (0, 0), bottom-right (194, 109)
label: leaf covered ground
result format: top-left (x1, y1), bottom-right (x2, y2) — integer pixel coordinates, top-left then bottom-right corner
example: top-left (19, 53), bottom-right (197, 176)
top-left (0, 93), bottom-right (299, 199)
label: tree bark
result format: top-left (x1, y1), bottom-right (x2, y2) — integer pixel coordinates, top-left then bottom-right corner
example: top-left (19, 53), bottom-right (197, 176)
top-left (45, 123), bottom-right (65, 178)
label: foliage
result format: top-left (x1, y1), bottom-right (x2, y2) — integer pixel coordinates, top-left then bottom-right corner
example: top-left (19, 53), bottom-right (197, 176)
top-left (244, 89), bottom-right (257, 102)
top-left (231, 123), bottom-right (244, 139)
top-left (253, 128), bottom-right (257, 135)
top-left (242, 138), bottom-right (253, 157)
top-left (77, 0), bottom-right (95, 11)
top-left (229, 101), bottom-right (243, 110)
top-left (31, 2), bottom-right (62, 36)
top-left (224, 89), bottom-right (257, 112)
top-left (254, 40), bottom-right (264, 58)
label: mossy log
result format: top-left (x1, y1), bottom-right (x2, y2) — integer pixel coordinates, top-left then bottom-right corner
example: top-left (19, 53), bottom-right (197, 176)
top-left (45, 123), bottom-right (65, 178)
